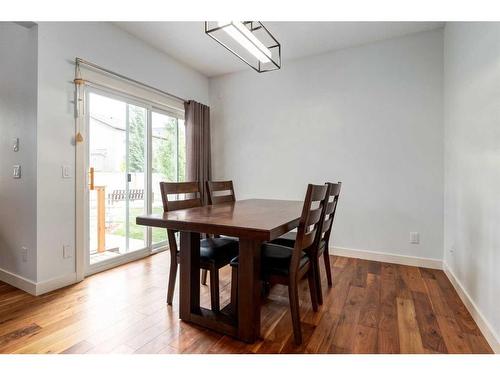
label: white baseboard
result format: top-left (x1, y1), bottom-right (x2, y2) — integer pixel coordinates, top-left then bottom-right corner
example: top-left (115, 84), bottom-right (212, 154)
top-left (331, 246), bottom-right (443, 269)
top-left (0, 268), bottom-right (78, 296)
top-left (35, 272), bottom-right (78, 296)
top-left (443, 263), bottom-right (500, 354)
top-left (0, 267), bottom-right (37, 295)
top-left (1, 248), bottom-right (163, 296)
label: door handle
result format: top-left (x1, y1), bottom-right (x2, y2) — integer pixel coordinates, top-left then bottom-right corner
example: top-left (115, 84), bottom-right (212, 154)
top-left (89, 167), bottom-right (95, 190)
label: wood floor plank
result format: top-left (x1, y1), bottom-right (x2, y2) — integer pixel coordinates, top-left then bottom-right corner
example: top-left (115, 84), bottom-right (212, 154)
top-left (367, 261), bottom-right (381, 275)
top-left (351, 259), bottom-right (368, 287)
top-left (0, 252), bottom-right (492, 354)
top-left (358, 273), bottom-right (380, 328)
top-left (0, 323), bottom-right (41, 348)
top-left (61, 340), bottom-right (94, 354)
top-left (134, 326), bottom-right (180, 354)
top-left (418, 267), bottom-right (436, 280)
top-left (378, 263), bottom-right (400, 353)
top-left (181, 329), bottom-right (222, 354)
top-left (423, 278), bottom-right (454, 318)
top-left (378, 329), bottom-right (400, 354)
top-left (436, 315), bottom-right (472, 354)
top-left (398, 265), bottom-right (427, 294)
top-left (431, 270), bottom-right (482, 335)
top-left (465, 333), bottom-right (494, 354)
top-left (329, 286), bottom-right (366, 352)
top-left (352, 325), bottom-right (378, 353)
top-left (411, 291), bottom-right (447, 353)
top-left (396, 297), bottom-right (425, 353)
top-left (307, 311), bottom-right (342, 353)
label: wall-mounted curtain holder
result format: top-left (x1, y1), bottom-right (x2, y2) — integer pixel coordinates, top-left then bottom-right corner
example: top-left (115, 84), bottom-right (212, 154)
top-left (74, 77), bottom-right (85, 143)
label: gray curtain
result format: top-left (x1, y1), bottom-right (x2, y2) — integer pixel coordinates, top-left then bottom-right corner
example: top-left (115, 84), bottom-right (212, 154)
top-left (185, 100), bottom-right (212, 204)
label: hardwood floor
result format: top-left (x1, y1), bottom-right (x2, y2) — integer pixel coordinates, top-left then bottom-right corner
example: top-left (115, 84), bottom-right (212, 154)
top-left (0, 252), bottom-right (493, 354)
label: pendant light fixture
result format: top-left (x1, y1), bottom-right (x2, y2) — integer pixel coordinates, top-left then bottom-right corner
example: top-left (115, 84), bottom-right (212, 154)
top-left (205, 21), bottom-right (281, 73)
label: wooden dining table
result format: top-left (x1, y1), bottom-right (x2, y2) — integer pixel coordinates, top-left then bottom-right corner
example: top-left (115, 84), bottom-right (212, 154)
top-left (136, 198), bottom-right (303, 343)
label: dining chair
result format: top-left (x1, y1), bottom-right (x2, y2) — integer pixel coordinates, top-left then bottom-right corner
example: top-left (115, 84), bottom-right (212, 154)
top-left (271, 182), bottom-right (342, 304)
top-left (201, 180), bottom-right (238, 286)
top-left (160, 181), bottom-right (239, 312)
top-left (230, 183), bottom-right (329, 344)
top-left (206, 180), bottom-right (236, 204)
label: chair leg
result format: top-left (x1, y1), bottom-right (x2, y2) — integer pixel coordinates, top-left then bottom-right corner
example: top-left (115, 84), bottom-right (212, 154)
top-left (166, 252), bottom-right (178, 305)
top-left (307, 269), bottom-right (319, 312)
top-left (288, 282), bottom-right (303, 345)
top-left (323, 251), bottom-right (333, 287)
top-left (230, 266), bottom-right (238, 315)
top-left (314, 257), bottom-right (323, 306)
top-left (201, 269), bottom-right (208, 285)
top-left (262, 281), bottom-right (271, 297)
top-left (209, 268), bottom-right (220, 312)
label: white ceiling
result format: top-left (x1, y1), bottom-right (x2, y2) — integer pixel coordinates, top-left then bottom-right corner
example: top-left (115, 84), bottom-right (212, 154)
top-left (115, 22), bottom-right (444, 77)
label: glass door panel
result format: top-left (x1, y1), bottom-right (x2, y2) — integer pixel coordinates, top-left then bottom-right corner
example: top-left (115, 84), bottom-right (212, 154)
top-left (127, 104), bottom-right (147, 252)
top-left (151, 111), bottom-right (182, 245)
top-left (88, 91), bottom-right (147, 265)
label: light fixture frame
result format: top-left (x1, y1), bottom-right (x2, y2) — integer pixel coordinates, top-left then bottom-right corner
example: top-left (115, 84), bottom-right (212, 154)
top-left (205, 21), bottom-right (281, 73)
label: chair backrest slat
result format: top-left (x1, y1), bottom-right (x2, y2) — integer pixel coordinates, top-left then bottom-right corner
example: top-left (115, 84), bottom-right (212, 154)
top-left (319, 181), bottom-right (342, 246)
top-left (325, 201), bottom-right (337, 215)
top-left (206, 180), bottom-right (236, 205)
top-left (306, 206), bottom-right (323, 227)
top-left (321, 216), bottom-right (333, 234)
top-left (160, 182), bottom-right (202, 213)
top-left (167, 198), bottom-right (202, 211)
top-left (301, 229), bottom-right (317, 250)
top-left (163, 181), bottom-right (200, 194)
top-left (211, 194), bottom-right (234, 204)
top-left (290, 184), bottom-right (329, 276)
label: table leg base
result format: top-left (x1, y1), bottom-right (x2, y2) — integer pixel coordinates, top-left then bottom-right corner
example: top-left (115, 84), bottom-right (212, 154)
top-left (183, 305), bottom-right (238, 338)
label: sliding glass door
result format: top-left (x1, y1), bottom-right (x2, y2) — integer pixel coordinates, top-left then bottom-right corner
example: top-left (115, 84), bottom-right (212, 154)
top-left (85, 88), bottom-right (185, 272)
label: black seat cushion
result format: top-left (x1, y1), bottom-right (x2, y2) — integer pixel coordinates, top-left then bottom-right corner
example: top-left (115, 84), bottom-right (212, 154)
top-left (230, 243), bottom-right (309, 277)
top-left (200, 237), bottom-right (239, 267)
top-left (271, 232), bottom-right (326, 254)
top-left (270, 231), bottom-right (297, 247)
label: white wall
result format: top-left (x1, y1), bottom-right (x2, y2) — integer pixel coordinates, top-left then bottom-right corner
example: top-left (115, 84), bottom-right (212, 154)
top-left (443, 22), bottom-right (500, 347)
top-left (0, 23), bottom-right (38, 281)
top-left (36, 22), bottom-right (209, 282)
top-left (210, 29), bottom-right (444, 261)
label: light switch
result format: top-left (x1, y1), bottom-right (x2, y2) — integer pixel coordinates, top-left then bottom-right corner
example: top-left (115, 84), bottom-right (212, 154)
top-left (410, 232), bottom-right (420, 244)
top-left (13, 165), bottom-right (21, 179)
top-left (21, 247), bottom-right (28, 262)
top-left (62, 165), bottom-right (72, 179)
top-left (13, 138), bottom-right (19, 152)
top-left (63, 245), bottom-right (72, 259)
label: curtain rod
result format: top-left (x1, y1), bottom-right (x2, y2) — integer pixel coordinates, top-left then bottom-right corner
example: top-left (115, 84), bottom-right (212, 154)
top-left (75, 57), bottom-right (187, 103)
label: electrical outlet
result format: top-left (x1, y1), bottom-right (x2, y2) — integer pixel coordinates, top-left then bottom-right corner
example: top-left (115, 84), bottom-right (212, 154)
top-left (410, 232), bottom-right (420, 244)
top-left (13, 165), bottom-right (21, 179)
top-left (62, 165), bottom-right (72, 179)
top-left (63, 245), bottom-right (71, 259)
top-left (21, 247), bottom-right (28, 262)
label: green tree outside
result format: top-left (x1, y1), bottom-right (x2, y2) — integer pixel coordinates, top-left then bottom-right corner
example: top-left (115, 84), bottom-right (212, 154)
top-left (128, 106), bottom-right (146, 173)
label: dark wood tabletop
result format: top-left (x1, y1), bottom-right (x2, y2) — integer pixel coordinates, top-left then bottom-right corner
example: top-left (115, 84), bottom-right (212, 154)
top-left (136, 198), bottom-right (304, 343)
top-left (136, 198), bottom-right (303, 240)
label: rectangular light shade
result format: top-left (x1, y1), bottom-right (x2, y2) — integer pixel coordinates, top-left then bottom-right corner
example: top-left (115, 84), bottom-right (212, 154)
top-left (218, 21), bottom-right (272, 63)
top-left (205, 21), bottom-right (281, 73)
